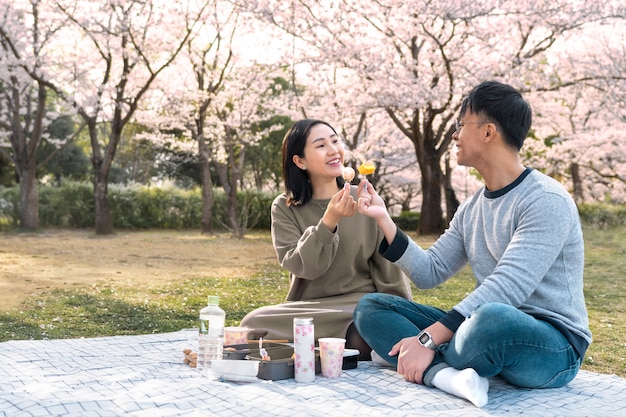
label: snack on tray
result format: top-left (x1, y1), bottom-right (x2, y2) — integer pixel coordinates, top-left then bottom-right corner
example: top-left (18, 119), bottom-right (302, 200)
top-left (183, 348), bottom-right (198, 368)
top-left (342, 166), bottom-right (356, 182)
top-left (357, 161), bottom-right (376, 175)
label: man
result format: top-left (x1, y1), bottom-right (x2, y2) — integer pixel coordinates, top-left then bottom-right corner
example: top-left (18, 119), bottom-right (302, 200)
top-left (353, 81), bottom-right (591, 407)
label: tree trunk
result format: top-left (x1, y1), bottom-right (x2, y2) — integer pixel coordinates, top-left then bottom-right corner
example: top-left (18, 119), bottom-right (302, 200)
top-left (444, 154), bottom-right (460, 224)
top-left (200, 163), bottom-right (215, 234)
top-left (9, 80), bottom-right (47, 232)
top-left (19, 165), bottom-right (39, 231)
top-left (214, 138), bottom-right (245, 238)
top-left (88, 118), bottom-right (115, 236)
top-left (227, 140), bottom-right (244, 238)
top-left (198, 135), bottom-right (214, 235)
top-left (227, 182), bottom-right (243, 238)
top-left (93, 171), bottom-right (114, 235)
top-left (387, 107), bottom-right (451, 236)
top-left (418, 155), bottom-right (445, 235)
top-left (571, 162), bottom-right (583, 205)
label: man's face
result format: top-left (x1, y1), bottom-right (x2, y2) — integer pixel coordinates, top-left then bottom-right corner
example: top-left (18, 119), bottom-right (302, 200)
top-left (452, 111), bottom-right (490, 168)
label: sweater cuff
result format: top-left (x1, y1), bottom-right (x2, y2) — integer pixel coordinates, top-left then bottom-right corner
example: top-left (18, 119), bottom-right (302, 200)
top-left (379, 228), bottom-right (410, 262)
top-left (439, 309), bottom-right (465, 332)
top-left (316, 219), bottom-right (338, 243)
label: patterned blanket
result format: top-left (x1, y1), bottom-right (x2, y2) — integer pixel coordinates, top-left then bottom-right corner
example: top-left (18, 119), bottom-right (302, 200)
top-left (1, 330), bottom-right (624, 416)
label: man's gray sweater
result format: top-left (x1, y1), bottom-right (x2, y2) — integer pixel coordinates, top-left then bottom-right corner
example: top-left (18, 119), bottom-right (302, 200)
top-left (381, 168), bottom-right (591, 358)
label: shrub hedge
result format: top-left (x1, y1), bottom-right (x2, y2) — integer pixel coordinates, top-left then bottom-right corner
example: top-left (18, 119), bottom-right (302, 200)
top-left (0, 182), bottom-right (276, 231)
top-left (1, 182), bottom-right (624, 231)
top-left (577, 203), bottom-right (626, 228)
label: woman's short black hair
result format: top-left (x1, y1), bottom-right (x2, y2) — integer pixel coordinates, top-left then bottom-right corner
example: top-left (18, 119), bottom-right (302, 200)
top-left (460, 81), bottom-right (532, 151)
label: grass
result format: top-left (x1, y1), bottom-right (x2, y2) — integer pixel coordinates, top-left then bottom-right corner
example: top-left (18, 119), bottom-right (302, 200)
top-left (0, 225), bottom-right (624, 378)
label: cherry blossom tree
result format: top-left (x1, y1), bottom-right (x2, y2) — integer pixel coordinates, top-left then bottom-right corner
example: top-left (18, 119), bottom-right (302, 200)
top-left (534, 18), bottom-right (626, 204)
top-left (208, 68), bottom-right (287, 236)
top-left (2, 0), bottom-right (625, 235)
top-left (42, 0), bottom-right (211, 234)
top-left (139, 2), bottom-right (241, 235)
top-left (247, 0), bottom-right (626, 233)
top-left (2, 0), bottom-right (212, 234)
top-left (0, 0), bottom-right (73, 230)
top-left (139, 4), bottom-right (289, 237)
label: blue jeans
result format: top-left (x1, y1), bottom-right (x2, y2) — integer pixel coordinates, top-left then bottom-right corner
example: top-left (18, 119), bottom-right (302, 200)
top-left (353, 293), bottom-right (581, 388)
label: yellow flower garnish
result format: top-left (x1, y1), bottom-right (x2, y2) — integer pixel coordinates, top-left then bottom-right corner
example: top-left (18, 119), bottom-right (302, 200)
top-left (357, 161), bottom-right (376, 175)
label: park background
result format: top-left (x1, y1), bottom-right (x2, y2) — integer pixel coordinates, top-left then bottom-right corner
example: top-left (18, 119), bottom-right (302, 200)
top-left (0, 0), bottom-right (625, 378)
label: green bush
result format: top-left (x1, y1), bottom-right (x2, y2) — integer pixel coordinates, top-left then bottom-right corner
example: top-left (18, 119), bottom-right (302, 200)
top-left (578, 203), bottom-right (626, 228)
top-left (0, 186), bottom-right (19, 229)
top-left (1, 183), bottom-right (624, 232)
top-left (110, 185), bottom-right (203, 229)
top-left (40, 182), bottom-right (94, 227)
top-left (192, 189), bottom-right (276, 231)
top-left (0, 182), bottom-right (276, 231)
top-left (393, 211), bottom-right (420, 231)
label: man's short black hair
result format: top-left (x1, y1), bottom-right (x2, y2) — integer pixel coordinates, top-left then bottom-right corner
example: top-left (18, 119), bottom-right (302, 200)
top-left (460, 81), bottom-right (532, 151)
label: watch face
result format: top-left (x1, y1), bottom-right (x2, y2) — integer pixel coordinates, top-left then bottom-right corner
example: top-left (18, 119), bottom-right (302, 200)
top-left (419, 332), bottom-right (430, 344)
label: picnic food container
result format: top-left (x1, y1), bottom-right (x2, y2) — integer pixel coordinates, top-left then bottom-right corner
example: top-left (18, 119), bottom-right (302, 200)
top-left (247, 346), bottom-right (321, 381)
top-left (211, 359), bottom-right (260, 382)
top-left (341, 348), bottom-right (359, 370)
top-left (222, 342), bottom-right (287, 360)
top-left (223, 341), bottom-right (358, 380)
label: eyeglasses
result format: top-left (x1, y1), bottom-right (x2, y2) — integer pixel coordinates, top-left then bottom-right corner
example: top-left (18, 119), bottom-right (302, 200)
top-left (454, 119), bottom-right (491, 132)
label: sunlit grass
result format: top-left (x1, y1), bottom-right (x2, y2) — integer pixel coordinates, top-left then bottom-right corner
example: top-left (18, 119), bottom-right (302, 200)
top-left (579, 226), bottom-right (626, 377)
top-left (0, 263), bottom-right (289, 340)
top-left (0, 225), bottom-right (624, 378)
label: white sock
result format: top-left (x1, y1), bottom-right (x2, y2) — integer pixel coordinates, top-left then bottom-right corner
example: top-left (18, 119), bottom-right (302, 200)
top-left (431, 367), bottom-right (489, 407)
top-left (370, 350), bottom-right (394, 367)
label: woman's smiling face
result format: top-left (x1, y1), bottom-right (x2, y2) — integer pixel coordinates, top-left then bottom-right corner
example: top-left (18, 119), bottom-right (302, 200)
top-left (297, 123), bottom-right (344, 179)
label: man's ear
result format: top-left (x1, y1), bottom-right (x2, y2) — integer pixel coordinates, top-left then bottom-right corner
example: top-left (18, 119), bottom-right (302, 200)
top-left (484, 123), bottom-right (497, 142)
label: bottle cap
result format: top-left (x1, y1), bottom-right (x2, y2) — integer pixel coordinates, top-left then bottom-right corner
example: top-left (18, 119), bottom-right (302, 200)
top-left (293, 317), bottom-right (313, 325)
top-left (207, 295), bottom-right (219, 305)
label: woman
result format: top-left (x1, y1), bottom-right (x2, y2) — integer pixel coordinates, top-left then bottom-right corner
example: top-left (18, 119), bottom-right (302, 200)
top-left (240, 119), bottom-right (411, 359)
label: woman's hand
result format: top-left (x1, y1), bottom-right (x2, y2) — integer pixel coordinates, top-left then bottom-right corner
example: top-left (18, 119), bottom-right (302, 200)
top-left (321, 183), bottom-right (357, 231)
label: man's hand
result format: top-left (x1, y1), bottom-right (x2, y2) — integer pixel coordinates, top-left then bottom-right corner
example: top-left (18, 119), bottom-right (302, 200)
top-left (389, 336), bottom-right (436, 385)
top-left (356, 180), bottom-right (387, 220)
top-left (355, 179), bottom-right (398, 245)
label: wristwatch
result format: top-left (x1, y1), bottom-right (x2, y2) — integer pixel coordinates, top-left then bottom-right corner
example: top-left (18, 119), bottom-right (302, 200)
top-left (417, 330), bottom-right (438, 351)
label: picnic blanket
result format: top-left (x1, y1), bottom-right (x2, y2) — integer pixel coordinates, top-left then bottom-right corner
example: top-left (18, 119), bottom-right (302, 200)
top-left (1, 329), bottom-right (625, 417)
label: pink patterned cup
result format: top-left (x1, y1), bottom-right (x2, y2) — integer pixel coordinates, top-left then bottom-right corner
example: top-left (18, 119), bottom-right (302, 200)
top-left (318, 337), bottom-right (346, 378)
top-left (224, 326), bottom-right (249, 346)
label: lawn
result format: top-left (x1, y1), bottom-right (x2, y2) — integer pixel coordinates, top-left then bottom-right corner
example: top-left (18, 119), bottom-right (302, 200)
top-left (0, 225), bottom-right (624, 378)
